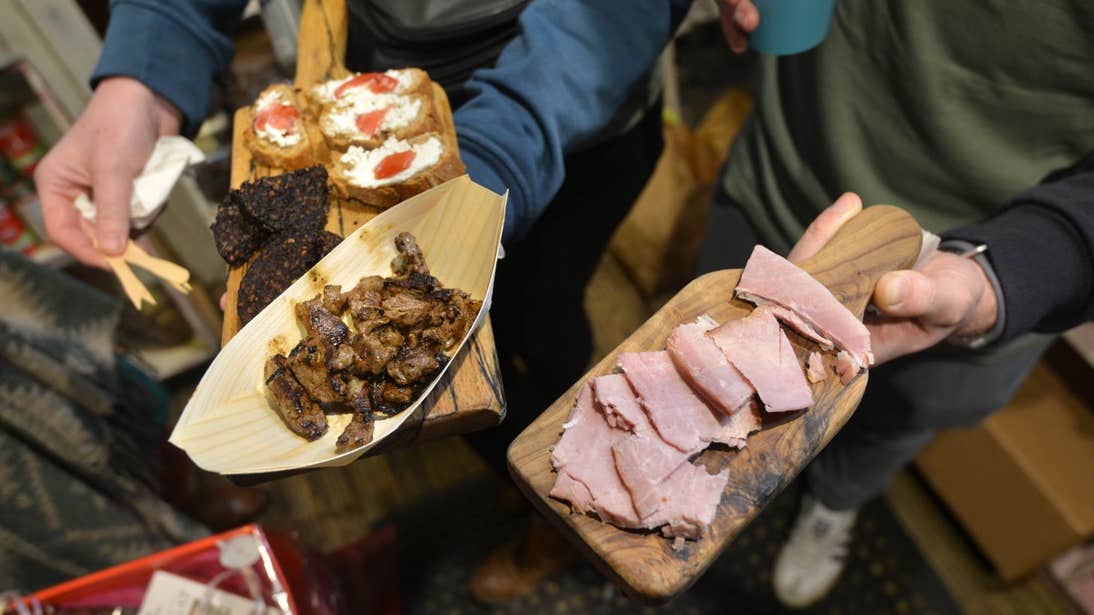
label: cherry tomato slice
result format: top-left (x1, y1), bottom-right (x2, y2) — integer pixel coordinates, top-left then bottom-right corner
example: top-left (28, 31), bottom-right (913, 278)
top-left (374, 150), bottom-right (416, 179)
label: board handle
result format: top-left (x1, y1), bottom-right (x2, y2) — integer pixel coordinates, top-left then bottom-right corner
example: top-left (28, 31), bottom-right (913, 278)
top-left (796, 205), bottom-right (923, 318)
top-left (295, 0), bottom-right (349, 87)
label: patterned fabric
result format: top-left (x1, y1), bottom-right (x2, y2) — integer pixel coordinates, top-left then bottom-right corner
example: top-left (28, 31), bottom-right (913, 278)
top-left (0, 250), bottom-right (205, 591)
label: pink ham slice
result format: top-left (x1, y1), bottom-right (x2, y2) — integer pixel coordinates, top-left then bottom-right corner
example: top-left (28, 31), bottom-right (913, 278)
top-left (736, 245), bottom-right (873, 370)
top-left (807, 351), bottom-right (828, 383)
top-left (765, 304), bottom-right (834, 351)
top-left (591, 373), bottom-right (649, 433)
top-left (836, 350), bottom-right (858, 384)
top-left (549, 383), bottom-right (641, 527)
top-left (613, 437), bottom-right (728, 539)
top-left (550, 471), bottom-right (594, 514)
top-left (667, 315), bottom-right (755, 416)
top-left (616, 351), bottom-right (724, 454)
top-left (715, 399), bottom-right (763, 448)
top-left (707, 306), bottom-right (813, 413)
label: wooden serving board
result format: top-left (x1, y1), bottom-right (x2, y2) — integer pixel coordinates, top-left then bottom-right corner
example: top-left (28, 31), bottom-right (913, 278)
top-left (221, 0), bottom-right (503, 458)
top-left (508, 205), bottom-right (922, 602)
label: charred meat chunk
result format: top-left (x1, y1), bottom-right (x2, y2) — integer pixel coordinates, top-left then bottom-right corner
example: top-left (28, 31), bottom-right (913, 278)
top-left (287, 335), bottom-right (349, 404)
top-left (392, 231), bottom-right (429, 276)
top-left (386, 345), bottom-right (441, 386)
top-left (295, 299), bottom-right (349, 346)
top-left (264, 355), bottom-right (327, 440)
top-left (238, 166), bottom-right (329, 234)
top-left (336, 404), bottom-right (374, 453)
top-left (211, 192), bottom-right (268, 267)
top-left (370, 380), bottom-right (415, 414)
top-left (350, 326), bottom-right (403, 376)
top-left (381, 290), bottom-right (434, 329)
top-left (321, 284), bottom-right (347, 313)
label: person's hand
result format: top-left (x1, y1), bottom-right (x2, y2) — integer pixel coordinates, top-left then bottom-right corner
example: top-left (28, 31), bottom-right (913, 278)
top-left (34, 77), bottom-right (182, 267)
top-left (788, 193), bottom-right (1000, 365)
top-left (718, 0), bottom-right (760, 53)
top-left (866, 251), bottom-right (997, 364)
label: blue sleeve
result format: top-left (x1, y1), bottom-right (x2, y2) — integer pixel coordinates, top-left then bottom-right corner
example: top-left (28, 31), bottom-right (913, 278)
top-left (91, 0), bottom-right (249, 136)
top-left (454, 0), bottom-right (689, 243)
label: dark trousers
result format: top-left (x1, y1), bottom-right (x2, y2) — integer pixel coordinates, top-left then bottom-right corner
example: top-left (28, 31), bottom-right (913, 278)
top-left (466, 106), bottom-right (665, 477)
top-left (698, 184), bottom-right (1054, 510)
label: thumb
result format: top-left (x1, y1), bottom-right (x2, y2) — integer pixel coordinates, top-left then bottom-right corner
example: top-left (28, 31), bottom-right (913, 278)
top-left (875, 268), bottom-right (975, 329)
top-left (873, 270), bottom-right (936, 318)
top-left (91, 164), bottom-right (134, 255)
top-left (788, 192), bottom-right (863, 263)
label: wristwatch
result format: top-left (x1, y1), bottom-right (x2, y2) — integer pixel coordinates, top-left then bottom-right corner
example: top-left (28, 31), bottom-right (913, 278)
top-left (938, 240), bottom-right (1006, 349)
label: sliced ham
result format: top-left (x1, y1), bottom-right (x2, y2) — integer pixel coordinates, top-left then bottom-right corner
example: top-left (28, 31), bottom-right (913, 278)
top-left (613, 437), bottom-right (728, 539)
top-left (707, 306), bottom-right (813, 413)
top-left (617, 351), bottom-right (723, 454)
top-left (836, 350), bottom-right (858, 384)
top-left (550, 471), bottom-right (594, 514)
top-left (591, 374), bottom-right (649, 433)
top-left (667, 315), bottom-right (755, 416)
top-left (714, 399), bottom-right (763, 448)
top-left (549, 383), bottom-right (641, 527)
top-left (610, 434), bottom-right (690, 520)
top-left (765, 304), bottom-right (834, 351)
top-left (736, 245), bottom-right (873, 370)
top-left (807, 351), bottom-right (828, 383)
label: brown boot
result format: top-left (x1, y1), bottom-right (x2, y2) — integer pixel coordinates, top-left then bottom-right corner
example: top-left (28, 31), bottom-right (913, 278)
top-left (469, 519), bottom-right (576, 604)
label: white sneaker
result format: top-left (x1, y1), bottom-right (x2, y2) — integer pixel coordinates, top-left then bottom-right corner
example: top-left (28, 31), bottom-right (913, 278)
top-left (772, 495), bottom-right (858, 609)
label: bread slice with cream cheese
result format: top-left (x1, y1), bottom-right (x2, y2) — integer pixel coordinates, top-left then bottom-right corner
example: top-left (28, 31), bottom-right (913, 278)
top-left (329, 133), bottom-right (465, 208)
top-left (243, 84), bottom-right (315, 170)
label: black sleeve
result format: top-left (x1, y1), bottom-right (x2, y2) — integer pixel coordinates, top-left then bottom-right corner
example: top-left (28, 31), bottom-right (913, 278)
top-left (943, 155), bottom-right (1094, 343)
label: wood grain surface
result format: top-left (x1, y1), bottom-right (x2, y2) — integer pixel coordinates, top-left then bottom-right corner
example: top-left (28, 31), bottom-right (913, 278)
top-left (508, 205), bottom-right (923, 602)
top-left (221, 0), bottom-right (503, 458)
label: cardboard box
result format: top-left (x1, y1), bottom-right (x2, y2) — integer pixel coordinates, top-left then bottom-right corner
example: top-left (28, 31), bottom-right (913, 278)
top-left (916, 362), bottom-right (1094, 580)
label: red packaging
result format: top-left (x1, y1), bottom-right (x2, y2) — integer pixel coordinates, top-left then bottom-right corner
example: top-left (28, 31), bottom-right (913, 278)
top-left (0, 201), bottom-right (37, 254)
top-left (0, 114), bottom-right (47, 177)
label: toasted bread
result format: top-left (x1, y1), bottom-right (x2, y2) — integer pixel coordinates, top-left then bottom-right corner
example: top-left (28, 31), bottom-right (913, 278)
top-left (319, 92), bottom-right (440, 153)
top-left (329, 133), bottom-right (466, 208)
top-left (244, 84), bottom-right (315, 170)
top-left (305, 68), bottom-right (433, 115)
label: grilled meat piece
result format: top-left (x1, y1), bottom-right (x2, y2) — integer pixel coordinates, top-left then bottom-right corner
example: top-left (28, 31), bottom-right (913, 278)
top-left (295, 299), bottom-right (349, 346)
top-left (381, 290), bottom-right (434, 328)
top-left (345, 276), bottom-right (387, 332)
top-left (384, 271), bottom-right (439, 294)
top-left (336, 389), bottom-right (374, 451)
top-left (370, 380), bottom-right (415, 414)
top-left (336, 409), bottom-right (375, 452)
top-left (350, 326), bottom-right (403, 376)
top-left (287, 335), bottom-right (349, 404)
top-left (392, 231), bottom-right (429, 276)
top-left (211, 192), bottom-right (268, 267)
top-left (386, 345), bottom-right (441, 386)
top-left (321, 284), bottom-right (347, 313)
top-left (238, 166), bottom-right (329, 234)
top-left (264, 354), bottom-right (327, 440)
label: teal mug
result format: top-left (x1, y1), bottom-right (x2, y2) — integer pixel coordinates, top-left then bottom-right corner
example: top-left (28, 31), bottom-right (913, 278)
top-left (749, 0), bottom-right (838, 56)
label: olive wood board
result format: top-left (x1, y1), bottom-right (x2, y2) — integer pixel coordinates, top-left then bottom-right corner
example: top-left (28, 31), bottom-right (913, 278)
top-left (508, 205), bottom-right (923, 602)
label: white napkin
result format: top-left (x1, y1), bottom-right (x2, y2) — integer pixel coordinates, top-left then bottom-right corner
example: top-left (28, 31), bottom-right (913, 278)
top-left (74, 136), bottom-right (205, 230)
